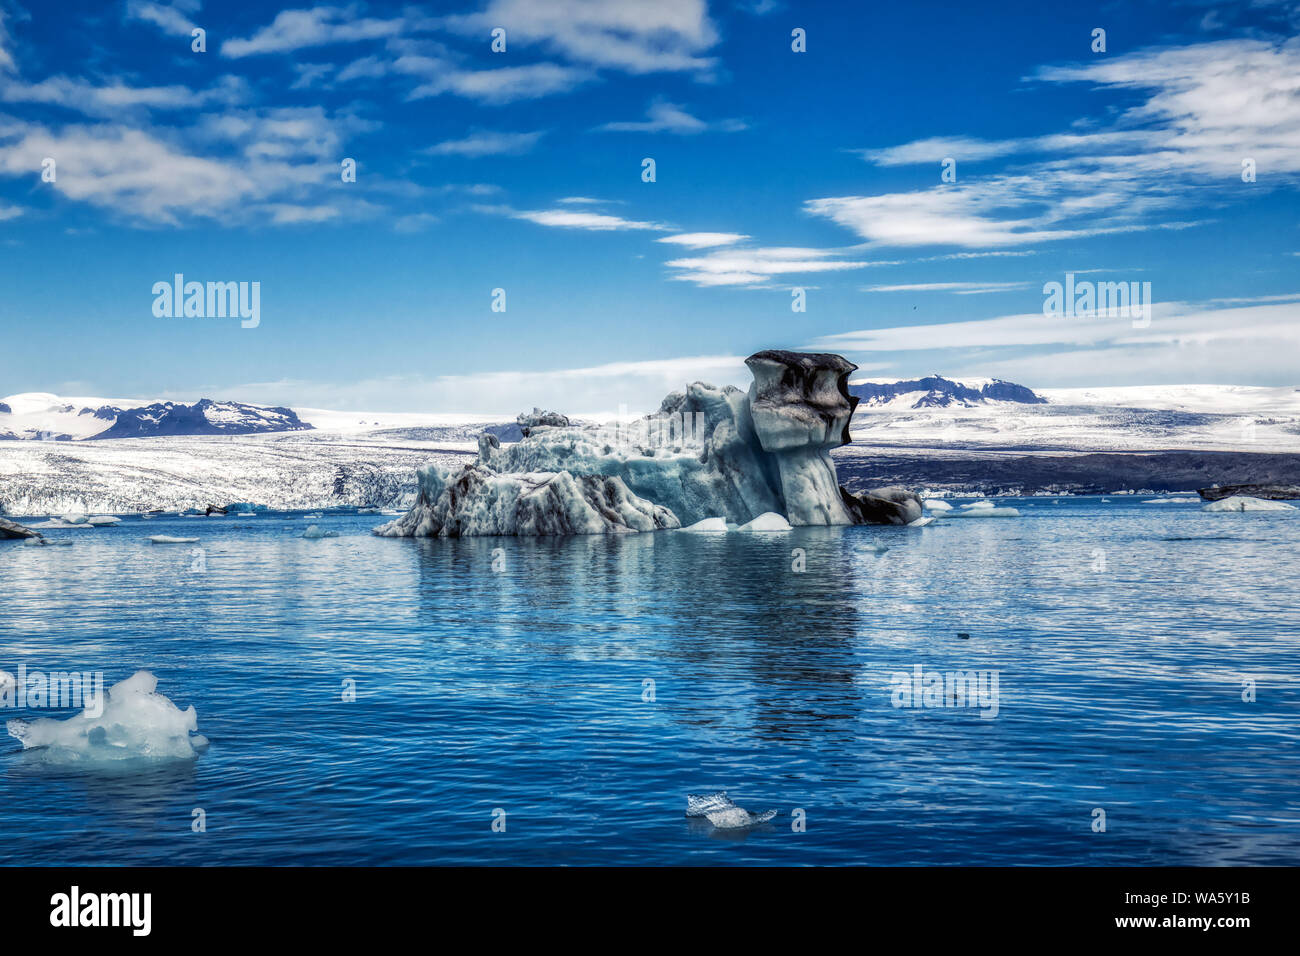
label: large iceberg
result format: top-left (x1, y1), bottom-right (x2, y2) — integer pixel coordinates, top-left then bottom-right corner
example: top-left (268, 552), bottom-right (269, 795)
top-left (377, 349), bottom-right (922, 537)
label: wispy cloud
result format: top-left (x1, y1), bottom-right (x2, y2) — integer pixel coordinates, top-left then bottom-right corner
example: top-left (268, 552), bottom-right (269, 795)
top-left (126, 0), bottom-right (201, 37)
top-left (441, 0), bottom-right (719, 75)
top-left (817, 38), bottom-right (1300, 250)
top-left (864, 281), bottom-right (1033, 294)
top-left (666, 246), bottom-right (885, 287)
top-left (495, 206), bottom-right (671, 232)
top-left (808, 297), bottom-right (1300, 384)
top-left (226, 353), bottom-right (752, 416)
top-left (597, 99), bottom-right (745, 134)
top-left (425, 129), bottom-right (544, 157)
top-left (220, 6), bottom-right (409, 58)
top-left (656, 232), bottom-right (749, 248)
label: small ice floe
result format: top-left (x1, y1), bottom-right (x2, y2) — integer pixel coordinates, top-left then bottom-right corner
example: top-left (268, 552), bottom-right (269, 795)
top-left (357, 506), bottom-right (381, 515)
top-left (923, 499), bottom-right (953, 512)
top-left (148, 535), bottom-right (199, 544)
top-left (23, 536), bottom-right (72, 546)
top-left (6, 670), bottom-right (207, 763)
top-left (303, 513), bottom-right (324, 519)
top-left (86, 515), bottom-right (121, 526)
top-left (1143, 497), bottom-right (1195, 504)
top-left (945, 501), bottom-right (1020, 518)
top-left (686, 792), bottom-right (777, 830)
top-left (736, 512), bottom-right (791, 532)
top-left (1202, 496), bottom-right (1297, 513)
top-left (61, 513), bottom-right (89, 525)
top-left (301, 524), bottom-right (339, 539)
top-left (681, 517), bottom-right (728, 533)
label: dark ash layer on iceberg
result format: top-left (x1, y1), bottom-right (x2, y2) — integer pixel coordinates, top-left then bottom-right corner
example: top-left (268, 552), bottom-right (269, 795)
top-left (373, 463), bottom-right (679, 537)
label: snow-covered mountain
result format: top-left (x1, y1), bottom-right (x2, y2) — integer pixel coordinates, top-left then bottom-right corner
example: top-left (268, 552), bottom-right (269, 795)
top-left (849, 375), bottom-right (1047, 408)
top-left (0, 393), bottom-right (311, 441)
top-left (845, 380), bottom-right (1300, 453)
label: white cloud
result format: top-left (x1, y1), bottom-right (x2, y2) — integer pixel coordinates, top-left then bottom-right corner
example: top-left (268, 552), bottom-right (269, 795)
top-left (0, 5), bottom-right (17, 73)
top-left (656, 232), bottom-right (749, 248)
top-left (824, 38), bottom-right (1300, 250)
top-left (126, 0), bottom-right (201, 37)
top-left (224, 353), bottom-right (753, 416)
top-left (442, 0), bottom-right (719, 74)
top-left (0, 75), bottom-right (247, 117)
top-left (408, 62), bottom-right (591, 104)
top-left (665, 246), bottom-right (884, 287)
top-left (864, 281), bottom-right (1032, 294)
top-left (221, 6), bottom-right (408, 58)
top-left (598, 99), bottom-right (745, 134)
top-left (807, 297), bottom-right (1300, 385)
top-left (425, 129), bottom-right (543, 157)
top-left (504, 206), bottom-right (670, 231)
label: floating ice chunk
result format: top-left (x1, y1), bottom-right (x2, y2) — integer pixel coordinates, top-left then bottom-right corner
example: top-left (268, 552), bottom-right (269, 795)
top-left (1143, 497), bottom-right (1196, 504)
top-left (961, 500), bottom-right (995, 510)
top-left (23, 536), bottom-right (72, 546)
top-left (1202, 496), bottom-right (1297, 513)
top-left (6, 670), bottom-right (207, 763)
top-left (736, 512), bottom-right (791, 532)
top-left (60, 513), bottom-right (88, 525)
top-left (705, 807), bottom-right (778, 829)
top-left (923, 499), bottom-right (953, 512)
top-left (686, 792), bottom-right (735, 817)
top-left (681, 517), bottom-right (728, 533)
top-left (685, 792), bottom-right (777, 829)
top-left (907, 515), bottom-right (935, 527)
top-left (301, 524), bottom-right (339, 539)
top-left (945, 506), bottom-right (1020, 518)
top-left (86, 515), bottom-right (120, 526)
top-left (148, 535), bottom-right (199, 544)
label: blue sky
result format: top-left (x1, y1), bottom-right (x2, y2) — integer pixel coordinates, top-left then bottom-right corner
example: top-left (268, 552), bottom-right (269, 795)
top-left (1, 0), bottom-right (1298, 414)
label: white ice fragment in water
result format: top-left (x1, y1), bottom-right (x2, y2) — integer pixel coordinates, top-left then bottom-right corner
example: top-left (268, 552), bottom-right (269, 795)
top-left (680, 517), bottom-right (728, 533)
top-left (1202, 496), bottom-right (1297, 513)
top-left (923, 499), bottom-right (953, 512)
top-left (6, 670), bottom-right (207, 762)
top-left (301, 524), bottom-right (339, 539)
top-left (148, 535), bottom-right (199, 544)
top-left (86, 515), bottom-right (121, 526)
top-left (686, 792), bottom-right (777, 829)
top-left (60, 513), bottom-right (88, 525)
top-left (946, 504), bottom-right (1020, 518)
top-left (736, 512), bottom-right (791, 532)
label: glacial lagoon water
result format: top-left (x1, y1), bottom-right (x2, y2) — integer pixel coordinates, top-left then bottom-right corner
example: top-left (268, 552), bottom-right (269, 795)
top-left (1, 497), bottom-right (1298, 865)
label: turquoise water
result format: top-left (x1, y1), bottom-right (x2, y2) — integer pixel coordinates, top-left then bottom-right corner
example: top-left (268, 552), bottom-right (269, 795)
top-left (1, 497), bottom-right (1298, 865)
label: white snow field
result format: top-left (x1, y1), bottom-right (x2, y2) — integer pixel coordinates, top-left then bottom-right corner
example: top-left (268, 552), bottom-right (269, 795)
top-left (844, 382), bottom-right (1300, 453)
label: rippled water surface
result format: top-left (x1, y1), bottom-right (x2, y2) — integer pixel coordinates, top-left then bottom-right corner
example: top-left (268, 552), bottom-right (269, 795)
top-left (2, 497), bottom-right (1298, 865)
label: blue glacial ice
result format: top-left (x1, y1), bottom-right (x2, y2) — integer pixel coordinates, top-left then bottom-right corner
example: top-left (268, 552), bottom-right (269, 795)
top-left (377, 350), bottom-right (924, 537)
